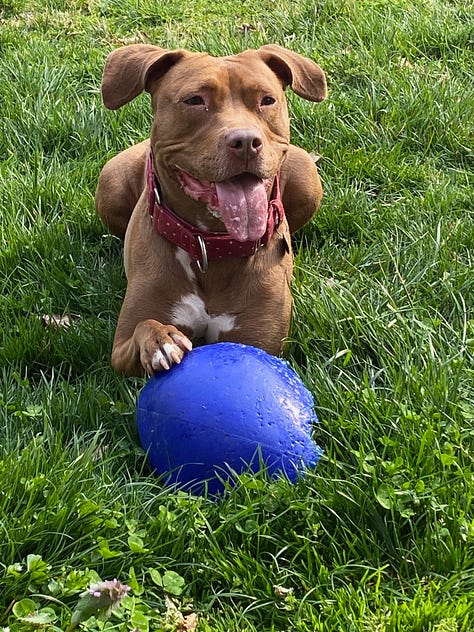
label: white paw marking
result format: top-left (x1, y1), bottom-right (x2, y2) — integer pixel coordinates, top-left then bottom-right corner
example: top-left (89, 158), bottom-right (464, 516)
top-left (151, 348), bottom-right (168, 371)
top-left (151, 341), bottom-right (183, 371)
top-left (162, 342), bottom-right (181, 362)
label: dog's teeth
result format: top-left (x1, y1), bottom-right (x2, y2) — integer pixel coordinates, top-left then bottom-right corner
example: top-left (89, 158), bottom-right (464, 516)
top-left (207, 206), bottom-right (222, 220)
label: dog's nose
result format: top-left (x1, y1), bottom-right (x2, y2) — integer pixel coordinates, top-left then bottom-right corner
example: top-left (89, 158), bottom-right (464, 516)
top-left (226, 128), bottom-right (263, 157)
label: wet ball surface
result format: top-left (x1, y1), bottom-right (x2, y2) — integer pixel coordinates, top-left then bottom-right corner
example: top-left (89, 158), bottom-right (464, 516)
top-left (137, 342), bottom-right (322, 495)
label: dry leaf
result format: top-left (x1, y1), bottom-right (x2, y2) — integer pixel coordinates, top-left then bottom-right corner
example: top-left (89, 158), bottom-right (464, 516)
top-left (163, 595), bottom-right (198, 631)
top-left (178, 613), bottom-right (198, 631)
top-left (399, 57), bottom-right (414, 69)
top-left (239, 22), bottom-right (255, 34)
top-left (273, 585), bottom-right (294, 598)
top-left (309, 150), bottom-right (322, 163)
top-left (40, 314), bottom-right (75, 329)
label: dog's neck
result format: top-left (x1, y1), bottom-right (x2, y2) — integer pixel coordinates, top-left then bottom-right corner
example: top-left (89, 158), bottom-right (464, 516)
top-left (146, 151), bottom-right (285, 271)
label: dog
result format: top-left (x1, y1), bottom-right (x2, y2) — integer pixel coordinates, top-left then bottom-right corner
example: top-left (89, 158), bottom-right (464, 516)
top-left (95, 44), bottom-right (326, 376)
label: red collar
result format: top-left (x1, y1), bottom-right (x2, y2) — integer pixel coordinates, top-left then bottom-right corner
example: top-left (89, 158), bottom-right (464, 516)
top-left (146, 152), bottom-right (285, 271)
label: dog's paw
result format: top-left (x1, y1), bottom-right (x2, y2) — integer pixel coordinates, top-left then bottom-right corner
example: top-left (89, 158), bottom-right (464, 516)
top-left (139, 324), bottom-right (193, 375)
top-left (151, 333), bottom-right (193, 372)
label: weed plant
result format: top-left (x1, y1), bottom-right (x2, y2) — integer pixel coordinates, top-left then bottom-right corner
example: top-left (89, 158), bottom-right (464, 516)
top-left (1, 0), bottom-right (473, 629)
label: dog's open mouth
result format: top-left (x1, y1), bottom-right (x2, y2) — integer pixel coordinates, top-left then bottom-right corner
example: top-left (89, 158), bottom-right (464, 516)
top-left (176, 168), bottom-right (273, 242)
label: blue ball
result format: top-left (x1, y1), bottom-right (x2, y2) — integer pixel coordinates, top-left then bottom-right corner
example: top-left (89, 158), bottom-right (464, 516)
top-left (137, 342), bottom-right (322, 495)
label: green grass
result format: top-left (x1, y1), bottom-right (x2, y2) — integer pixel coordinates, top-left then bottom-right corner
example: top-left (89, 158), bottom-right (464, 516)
top-left (1, 0), bottom-right (473, 629)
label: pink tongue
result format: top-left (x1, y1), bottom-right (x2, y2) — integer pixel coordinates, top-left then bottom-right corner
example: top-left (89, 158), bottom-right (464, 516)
top-left (214, 175), bottom-right (268, 242)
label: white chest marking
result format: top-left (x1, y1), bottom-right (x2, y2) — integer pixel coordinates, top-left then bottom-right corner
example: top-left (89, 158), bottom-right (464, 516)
top-left (171, 293), bottom-right (237, 343)
top-left (175, 248), bottom-right (196, 283)
top-left (206, 314), bottom-right (237, 342)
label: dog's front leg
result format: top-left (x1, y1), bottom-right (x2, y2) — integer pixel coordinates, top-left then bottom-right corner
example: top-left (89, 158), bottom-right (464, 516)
top-left (281, 145), bottom-right (323, 233)
top-left (112, 320), bottom-right (193, 376)
top-left (112, 308), bottom-right (193, 376)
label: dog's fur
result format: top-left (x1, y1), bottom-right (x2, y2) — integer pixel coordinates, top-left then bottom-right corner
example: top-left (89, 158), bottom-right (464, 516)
top-left (95, 44), bottom-right (326, 376)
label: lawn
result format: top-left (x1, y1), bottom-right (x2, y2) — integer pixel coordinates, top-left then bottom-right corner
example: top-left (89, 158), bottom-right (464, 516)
top-left (1, 0), bottom-right (473, 630)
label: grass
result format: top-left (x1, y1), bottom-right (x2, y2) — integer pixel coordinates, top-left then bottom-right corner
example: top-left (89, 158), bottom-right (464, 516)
top-left (1, 0), bottom-right (473, 629)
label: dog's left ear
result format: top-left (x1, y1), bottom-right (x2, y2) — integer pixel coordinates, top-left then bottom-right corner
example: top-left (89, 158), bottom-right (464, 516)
top-left (257, 44), bottom-right (327, 102)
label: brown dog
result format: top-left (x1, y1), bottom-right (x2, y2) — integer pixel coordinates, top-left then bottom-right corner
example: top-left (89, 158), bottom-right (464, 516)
top-left (95, 44), bottom-right (326, 376)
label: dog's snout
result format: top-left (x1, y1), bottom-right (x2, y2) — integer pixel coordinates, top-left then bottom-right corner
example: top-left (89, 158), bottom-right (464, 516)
top-left (226, 128), bottom-right (263, 157)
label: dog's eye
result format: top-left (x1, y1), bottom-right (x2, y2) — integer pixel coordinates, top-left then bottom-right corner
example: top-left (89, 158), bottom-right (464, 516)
top-left (261, 95), bottom-right (276, 106)
top-left (184, 95), bottom-right (205, 106)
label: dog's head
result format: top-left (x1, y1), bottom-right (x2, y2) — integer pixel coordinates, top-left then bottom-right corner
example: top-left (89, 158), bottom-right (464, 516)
top-left (101, 44), bottom-right (326, 241)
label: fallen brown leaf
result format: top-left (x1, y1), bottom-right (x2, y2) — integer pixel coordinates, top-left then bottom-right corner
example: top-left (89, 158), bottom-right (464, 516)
top-left (177, 612), bottom-right (198, 631)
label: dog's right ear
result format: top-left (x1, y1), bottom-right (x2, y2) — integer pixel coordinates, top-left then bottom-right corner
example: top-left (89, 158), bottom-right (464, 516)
top-left (101, 44), bottom-right (188, 110)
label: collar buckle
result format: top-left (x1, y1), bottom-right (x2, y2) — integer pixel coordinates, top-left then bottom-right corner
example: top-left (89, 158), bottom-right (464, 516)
top-left (196, 235), bottom-right (209, 273)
